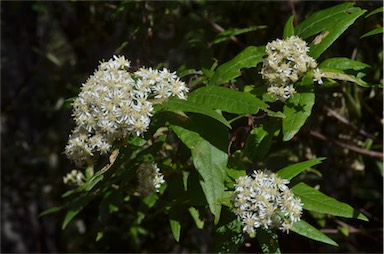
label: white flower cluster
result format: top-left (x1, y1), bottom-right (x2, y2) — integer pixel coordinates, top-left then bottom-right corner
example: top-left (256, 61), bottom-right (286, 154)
top-left (63, 169), bottom-right (86, 186)
top-left (233, 170), bottom-right (303, 236)
top-left (137, 162), bottom-right (165, 196)
top-left (261, 36), bottom-right (323, 101)
top-left (65, 55), bottom-right (188, 167)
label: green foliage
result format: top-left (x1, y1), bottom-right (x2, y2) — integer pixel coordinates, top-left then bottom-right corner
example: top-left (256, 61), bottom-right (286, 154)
top-left (33, 2), bottom-right (381, 253)
top-left (188, 86), bottom-right (268, 115)
top-left (282, 88), bottom-right (315, 141)
top-left (209, 46), bottom-right (266, 85)
top-left (277, 157), bottom-right (326, 180)
top-left (291, 220), bottom-right (338, 246)
top-left (292, 183), bottom-right (368, 221)
top-left (295, 3), bottom-right (366, 59)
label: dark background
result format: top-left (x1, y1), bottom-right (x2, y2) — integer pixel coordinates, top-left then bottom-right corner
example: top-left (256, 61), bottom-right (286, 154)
top-left (1, 1), bottom-right (382, 253)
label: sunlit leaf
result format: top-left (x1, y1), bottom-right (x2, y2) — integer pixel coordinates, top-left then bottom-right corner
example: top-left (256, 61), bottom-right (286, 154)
top-left (171, 123), bottom-right (228, 224)
top-left (292, 182), bottom-right (368, 221)
top-left (282, 88), bottom-right (315, 141)
top-left (319, 57), bottom-right (370, 71)
top-left (283, 15), bottom-right (295, 39)
top-left (162, 97), bottom-right (231, 128)
top-left (277, 157), bottom-right (326, 180)
top-left (295, 3), bottom-right (366, 59)
top-left (292, 220), bottom-right (338, 246)
top-left (321, 69), bottom-right (370, 87)
top-left (209, 46), bottom-right (266, 85)
top-left (189, 86), bottom-right (268, 115)
top-left (188, 207), bottom-right (205, 229)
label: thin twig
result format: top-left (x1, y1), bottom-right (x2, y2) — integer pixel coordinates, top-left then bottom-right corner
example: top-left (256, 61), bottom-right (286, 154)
top-left (204, 17), bottom-right (244, 47)
top-left (309, 130), bottom-right (383, 160)
top-left (324, 106), bottom-right (377, 140)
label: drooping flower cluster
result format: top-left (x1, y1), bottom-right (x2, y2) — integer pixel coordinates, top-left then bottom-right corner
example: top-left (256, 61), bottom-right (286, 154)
top-left (261, 36), bottom-right (323, 101)
top-left (65, 55), bottom-right (188, 167)
top-left (137, 162), bottom-right (165, 196)
top-left (233, 170), bottom-right (303, 236)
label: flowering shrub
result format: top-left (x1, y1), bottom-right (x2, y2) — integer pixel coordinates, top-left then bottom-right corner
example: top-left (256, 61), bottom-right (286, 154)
top-left (43, 3), bottom-right (382, 253)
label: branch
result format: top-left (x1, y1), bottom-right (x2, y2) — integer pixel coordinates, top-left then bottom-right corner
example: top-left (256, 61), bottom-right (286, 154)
top-left (324, 106), bottom-right (377, 140)
top-left (309, 131), bottom-right (383, 160)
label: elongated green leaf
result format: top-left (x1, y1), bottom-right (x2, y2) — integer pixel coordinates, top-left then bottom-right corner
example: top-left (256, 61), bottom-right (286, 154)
top-left (169, 207), bottom-right (182, 242)
top-left (162, 97), bottom-right (231, 128)
top-left (282, 89), bottom-right (315, 141)
top-left (257, 229), bottom-right (281, 254)
top-left (62, 195), bottom-right (92, 229)
top-left (172, 125), bottom-right (227, 224)
top-left (319, 57), bottom-right (370, 71)
top-left (292, 182), bottom-right (368, 221)
top-left (283, 16), bottom-right (295, 39)
top-left (213, 25), bottom-right (267, 44)
top-left (189, 86), bottom-right (268, 115)
top-left (321, 69), bottom-right (369, 87)
top-left (295, 3), bottom-right (366, 59)
top-left (188, 207), bottom-right (205, 229)
top-left (361, 27), bottom-right (384, 39)
top-left (365, 6), bottom-right (383, 18)
top-left (292, 220), bottom-right (338, 246)
top-left (209, 46), bottom-right (266, 85)
top-left (39, 206), bottom-right (64, 217)
top-left (277, 157), bottom-right (326, 180)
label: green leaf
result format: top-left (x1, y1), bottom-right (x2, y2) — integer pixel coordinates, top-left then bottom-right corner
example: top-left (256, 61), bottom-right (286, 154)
top-left (277, 157), bottom-right (326, 180)
top-left (213, 25), bottom-right (267, 44)
top-left (320, 69), bottom-right (370, 87)
top-left (319, 57), bottom-right (370, 71)
top-left (209, 46), bottom-right (266, 85)
top-left (292, 220), bottom-right (338, 246)
top-left (188, 207), bottom-right (205, 229)
top-left (213, 211), bottom-right (245, 254)
top-left (361, 27), bottom-right (384, 39)
top-left (365, 6), bottom-right (383, 18)
top-left (295, 3), bottom-right (366, 59)
top-left (162, 97), bottom-right (231, 128)
top-left (169, 220), bottom-right (181, 242)
top-left (283, 16), bottom-right (295, 39)
top-left (62, 195), bottom-right (92, 229)
top-left (256, 229), bottom-right (281, 254)
top-left (292, 182), bottom-right (368, 221)
top-left (171, 124), bottom-right (228, 224)
top-left (282, 89), bottom-right (315, 141)
top-left (245, 121), bottom-right (281, 163)
top-left (39, 206), bottom-right (64, 217)
top-left (189, 86), bottom-right (268, 115)
top-left (169, 206), bottom-right (182, 242)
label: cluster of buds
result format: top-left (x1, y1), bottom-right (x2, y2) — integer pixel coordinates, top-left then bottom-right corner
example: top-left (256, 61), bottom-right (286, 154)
top-left (63, 169), bottom-right (86, 186)
top-left (136, 162), bottom-right (165, 196)
top-left (261, 36), bottom-right (323, 101)
top-left (233, 170), bottom-right (303, 237)
top-left (64, 55), bottom-right (188, 167)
